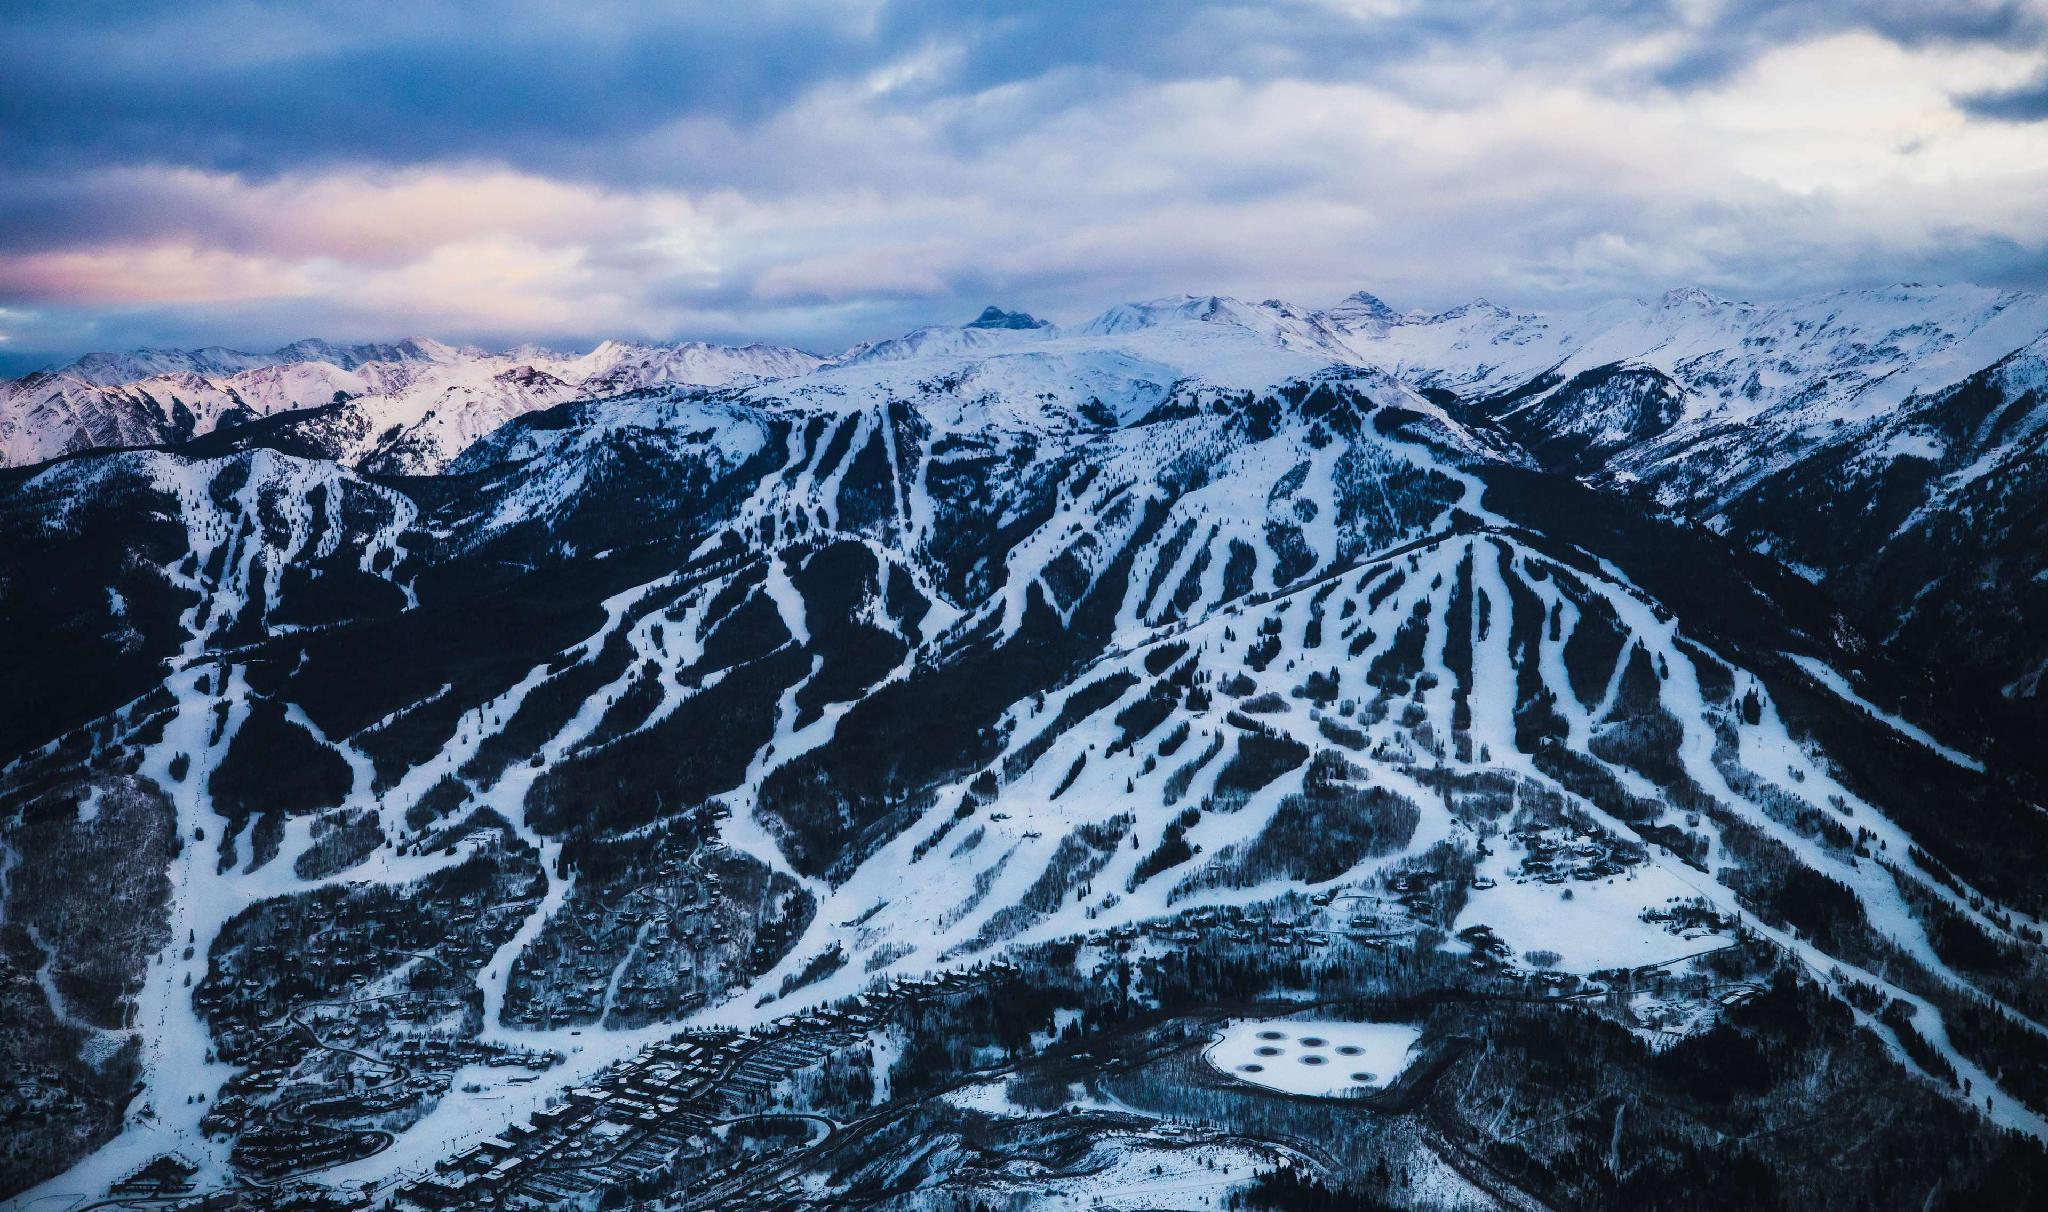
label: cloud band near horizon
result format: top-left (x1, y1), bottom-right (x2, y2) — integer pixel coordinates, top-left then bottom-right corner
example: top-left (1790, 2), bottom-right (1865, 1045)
top-left (3, 0), bottom-right (2047, 372)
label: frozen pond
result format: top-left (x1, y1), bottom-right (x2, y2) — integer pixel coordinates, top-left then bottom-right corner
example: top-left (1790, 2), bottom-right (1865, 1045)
top-left (1206, 1020), bottom-right (1422, 1097)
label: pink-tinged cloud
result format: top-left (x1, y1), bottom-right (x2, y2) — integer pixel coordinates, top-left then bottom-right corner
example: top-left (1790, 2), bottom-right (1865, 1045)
top-left (0, 244), bottom-right (315, 306)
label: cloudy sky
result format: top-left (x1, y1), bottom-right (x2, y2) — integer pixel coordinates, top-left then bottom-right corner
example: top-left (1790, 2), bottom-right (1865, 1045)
top-left (3, 0), bottom-right (2047, 372)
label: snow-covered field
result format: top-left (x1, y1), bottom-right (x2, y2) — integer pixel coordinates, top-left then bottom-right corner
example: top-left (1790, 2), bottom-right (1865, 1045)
top-left (1452, 848), bottom-right (1724, 975)
top-left (1003, 1138), bottom-right (1273, 1211)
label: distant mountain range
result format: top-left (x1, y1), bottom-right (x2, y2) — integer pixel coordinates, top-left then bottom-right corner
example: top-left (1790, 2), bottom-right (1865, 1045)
top-left (9, 282), bottom-right (2044, 698)
top-left (0, 335), bottom-right (824, 472)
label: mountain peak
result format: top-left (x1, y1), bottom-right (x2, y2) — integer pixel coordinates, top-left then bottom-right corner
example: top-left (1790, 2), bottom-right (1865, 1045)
top-left (1428, 298), bottom-right (1515, 323)
top-left (1657, 286), bottom-right (1741, 310)
top-left (1082, 294), bottom-right (1258, 335)
top-left (1322, 289), bottom-right (1401, 331)
top-left (966, 306), bottom-right (1050, 331)
top-left (270, 336), bottom-right (473, 370)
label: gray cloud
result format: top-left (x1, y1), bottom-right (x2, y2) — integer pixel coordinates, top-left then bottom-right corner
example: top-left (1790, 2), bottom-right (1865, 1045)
top-left (7, 0), bottom-right (2036, 182)
top-left (1646, 0), bottom-right (2043, 87)
top-left (2, 0), bottom-right (2046, 368)
top-left (1961, 69), bottom-right (2048, 119)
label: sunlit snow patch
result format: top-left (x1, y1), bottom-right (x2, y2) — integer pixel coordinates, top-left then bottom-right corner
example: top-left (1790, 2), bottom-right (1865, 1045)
top-left (942, 1078), bottom-right (1033, 1118)
top-left (1206, 1020), bottom-right (1422, 1097)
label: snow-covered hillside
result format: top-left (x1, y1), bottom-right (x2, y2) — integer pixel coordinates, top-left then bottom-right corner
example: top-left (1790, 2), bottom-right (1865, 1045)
top-left (6, 287), bottom-right (2048, 1207)
top-left (1319, 284), bottom-right (2048, 701)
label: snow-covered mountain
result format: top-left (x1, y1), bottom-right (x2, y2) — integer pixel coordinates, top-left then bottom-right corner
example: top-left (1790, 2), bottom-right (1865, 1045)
top-left (1303, 283), bottom-right (2048, 701)
top-left (6, 286), bottom-right (2048, 1208)
top-left (15, 282), bottom-right (2039, 488)
top-left (0, 336), bottom-right (822, 471)
top-left (1321, 282), bottom-right (2048, 421)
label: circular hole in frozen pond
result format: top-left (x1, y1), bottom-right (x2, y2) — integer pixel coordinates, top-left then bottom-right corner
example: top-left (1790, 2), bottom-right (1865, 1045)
top-left (1299, 1054), bottom-right (1327, 1065)
top-left (1254, 1046), bottom-right (1282, 1056)
top-left (1256, 1030), bottom-right (1286, 1040)
top-left (1240, 1064), bottom-right (1264, 1072)
top-left (1351, 1072), bottom-right (1375, 1082)
top-left (1299, 1036), bottom-right (1327, 1047)
top-left (1335, 1045), bottom-right (1364, 1056)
